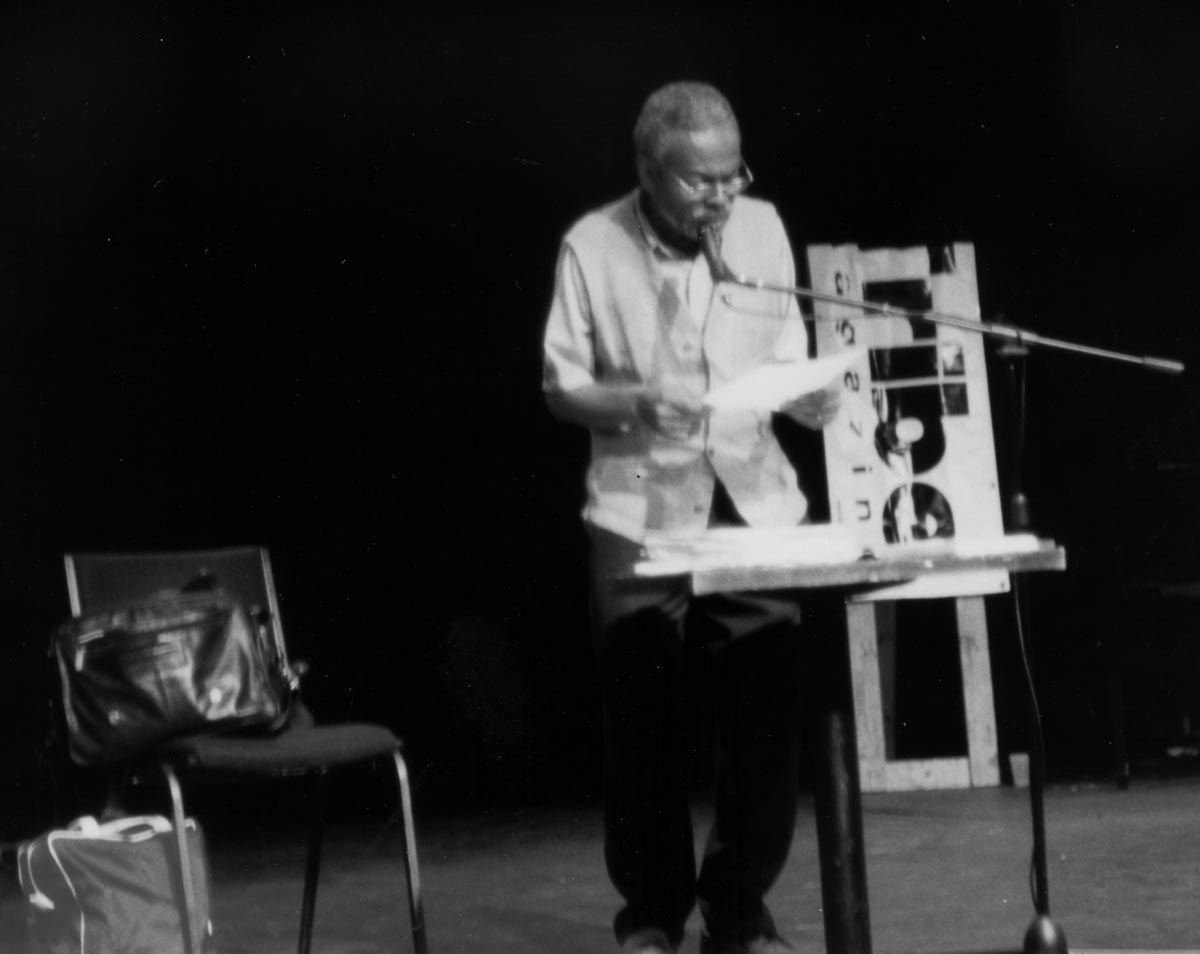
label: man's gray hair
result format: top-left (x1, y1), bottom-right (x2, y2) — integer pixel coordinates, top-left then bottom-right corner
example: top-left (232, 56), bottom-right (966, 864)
top-left (633, 81), bottom-right (739, 163)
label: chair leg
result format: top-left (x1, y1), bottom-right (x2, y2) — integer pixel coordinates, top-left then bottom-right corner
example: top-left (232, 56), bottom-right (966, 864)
top-left (158, 762), bottom-right (199, 954)
top-left (392, 748), bottom-right (427, 954)
top-left (298, 772), bottom-right (328, 954)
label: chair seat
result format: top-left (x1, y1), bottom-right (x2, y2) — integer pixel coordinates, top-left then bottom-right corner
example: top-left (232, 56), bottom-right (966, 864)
top-left (163, 721), bottom-right (402, 773)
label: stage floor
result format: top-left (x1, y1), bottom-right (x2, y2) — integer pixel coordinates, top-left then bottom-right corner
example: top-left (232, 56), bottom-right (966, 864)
top-left (3, 775), bottom-right (1199, 953)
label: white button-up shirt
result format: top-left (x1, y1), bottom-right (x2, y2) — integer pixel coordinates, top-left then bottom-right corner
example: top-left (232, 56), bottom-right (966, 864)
top-left (543, 189), bottom-right (812, 542)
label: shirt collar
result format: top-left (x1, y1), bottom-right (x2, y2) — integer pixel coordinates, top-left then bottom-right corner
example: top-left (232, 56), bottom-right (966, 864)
top-left (634, 190), bottom-right (697, 262)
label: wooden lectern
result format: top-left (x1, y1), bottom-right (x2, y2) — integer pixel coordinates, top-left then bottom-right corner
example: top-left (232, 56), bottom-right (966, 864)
top-left (636, 530), bottom-right (1066, 954)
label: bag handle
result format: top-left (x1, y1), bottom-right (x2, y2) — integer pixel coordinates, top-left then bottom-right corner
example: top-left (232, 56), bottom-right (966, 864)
top-left (67, 814), bottom-right (176, 838)
top-left (181, 569), bottom-right (218, 593)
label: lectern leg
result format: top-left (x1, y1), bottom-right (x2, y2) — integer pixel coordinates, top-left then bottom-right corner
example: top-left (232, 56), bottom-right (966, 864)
top-left (811, 611), bottom-right (872, 954)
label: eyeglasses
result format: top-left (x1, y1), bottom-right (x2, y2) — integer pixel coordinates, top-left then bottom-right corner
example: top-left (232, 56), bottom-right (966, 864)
top-left (669, 163), bottom-right (754, 200)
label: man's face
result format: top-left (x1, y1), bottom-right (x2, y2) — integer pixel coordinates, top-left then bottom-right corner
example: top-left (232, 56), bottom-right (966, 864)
top-left (638, 122), bottom-right (742, 245)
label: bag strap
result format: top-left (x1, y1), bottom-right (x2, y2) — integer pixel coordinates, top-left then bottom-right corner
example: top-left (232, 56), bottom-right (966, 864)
top-left (17, 840), bottom-right (55, 911)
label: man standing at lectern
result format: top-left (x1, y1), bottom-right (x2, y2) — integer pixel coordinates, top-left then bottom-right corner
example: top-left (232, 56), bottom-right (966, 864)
top-left (542, 81), bottom-right (840, 954)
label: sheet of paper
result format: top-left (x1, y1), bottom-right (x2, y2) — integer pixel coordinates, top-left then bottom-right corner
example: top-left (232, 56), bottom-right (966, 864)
top-left (703, 348), bottom-right (865, 412)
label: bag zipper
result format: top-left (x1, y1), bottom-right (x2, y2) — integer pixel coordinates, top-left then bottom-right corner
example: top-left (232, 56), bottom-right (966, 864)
top-left (71, 604), bottom-right (231, 671)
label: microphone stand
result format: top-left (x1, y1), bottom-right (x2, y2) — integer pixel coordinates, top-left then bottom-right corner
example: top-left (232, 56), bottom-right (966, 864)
top-left (701, 229), bottom-right (1184, 954)
top-left (996, 332), bottom-right (1066, 954)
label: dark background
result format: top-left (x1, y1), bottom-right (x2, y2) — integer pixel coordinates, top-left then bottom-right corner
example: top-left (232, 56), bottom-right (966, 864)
top-left (2, 2), bottom-right (1199, 833)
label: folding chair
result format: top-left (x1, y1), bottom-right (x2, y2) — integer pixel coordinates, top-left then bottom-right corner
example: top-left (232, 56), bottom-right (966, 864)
top-left (62, 546), bottom-right (427, 954)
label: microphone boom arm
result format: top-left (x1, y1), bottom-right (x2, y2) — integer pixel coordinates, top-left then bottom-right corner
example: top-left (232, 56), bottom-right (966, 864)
top-left (701, 229), bottom-right (1183, 374)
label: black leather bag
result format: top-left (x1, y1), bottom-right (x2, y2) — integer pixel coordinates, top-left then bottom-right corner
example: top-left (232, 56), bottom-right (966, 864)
top-left (53, 586), bottom-right (298, 766)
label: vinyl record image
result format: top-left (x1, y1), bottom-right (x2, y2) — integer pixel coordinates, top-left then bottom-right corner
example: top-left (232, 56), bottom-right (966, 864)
top-left (883, 482), bottom-right (956, 543)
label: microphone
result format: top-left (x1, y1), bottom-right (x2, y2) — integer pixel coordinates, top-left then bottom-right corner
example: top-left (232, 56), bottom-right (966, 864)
top-left (699, 226), bottom-right (733, 283)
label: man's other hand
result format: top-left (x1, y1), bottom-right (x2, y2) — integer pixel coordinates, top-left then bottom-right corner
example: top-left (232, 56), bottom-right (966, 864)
top-left (781, 387), bottom-right (841, 430)
top-left (635, 387), bottom-right (705, 440)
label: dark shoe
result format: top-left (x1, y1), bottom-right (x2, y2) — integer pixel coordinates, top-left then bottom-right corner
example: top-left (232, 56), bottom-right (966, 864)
top-left (622, 928), bottom-right (675, 954)
top-left (699, 932), bottom-right (796, 954)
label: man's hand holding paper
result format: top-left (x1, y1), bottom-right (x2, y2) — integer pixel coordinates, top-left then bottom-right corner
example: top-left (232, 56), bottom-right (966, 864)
top-left (702, 348), bottom-right (862, 429)
top-left (637, 383), bottom-right (705, 440)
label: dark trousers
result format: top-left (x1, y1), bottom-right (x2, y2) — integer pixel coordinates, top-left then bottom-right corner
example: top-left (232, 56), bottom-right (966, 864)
top-left (589, 525), bottom-right (807, 948)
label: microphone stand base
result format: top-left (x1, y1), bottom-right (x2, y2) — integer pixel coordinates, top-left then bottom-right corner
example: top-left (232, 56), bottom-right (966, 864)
top-left (1023, 914), bottom-right (1068, 954)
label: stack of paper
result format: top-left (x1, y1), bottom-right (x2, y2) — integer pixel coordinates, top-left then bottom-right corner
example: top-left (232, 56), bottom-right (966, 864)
top-left (636, 524), bottom-right (863, 577)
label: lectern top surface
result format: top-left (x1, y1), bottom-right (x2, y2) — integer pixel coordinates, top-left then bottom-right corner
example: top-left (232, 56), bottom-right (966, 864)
top-left (633, 529), bottom-right (1065, 596)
